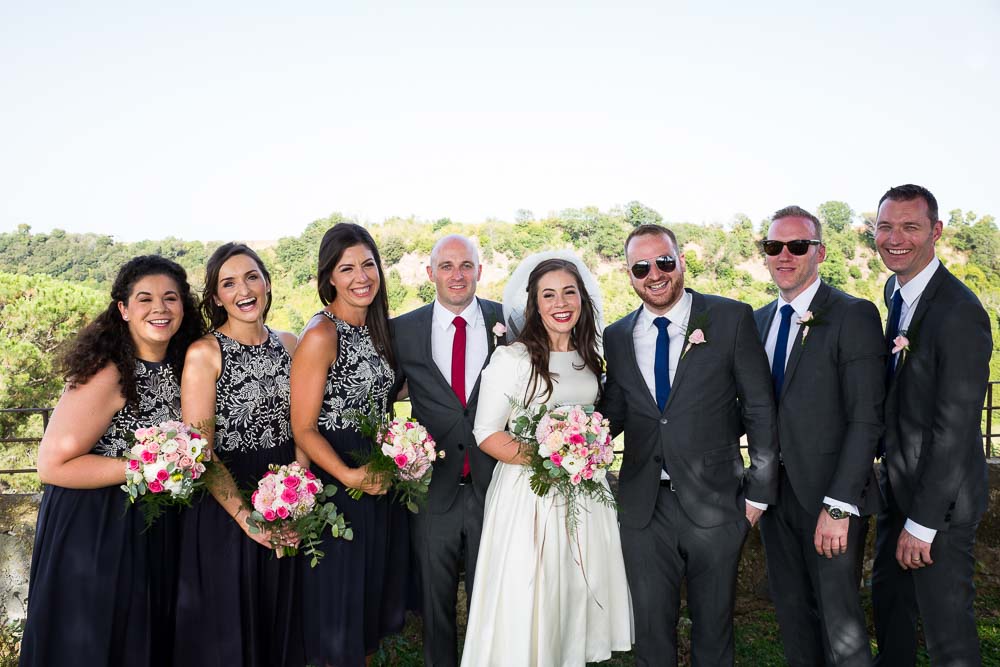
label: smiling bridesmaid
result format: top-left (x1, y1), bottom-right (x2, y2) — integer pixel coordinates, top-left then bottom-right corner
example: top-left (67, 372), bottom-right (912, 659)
top-left (19, 256), bottom-right (203, 667)
top-left (173, 243), bottom-right (304, 667)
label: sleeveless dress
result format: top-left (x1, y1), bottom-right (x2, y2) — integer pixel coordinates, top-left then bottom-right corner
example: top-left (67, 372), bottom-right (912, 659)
top-left (19, 360), bottom-right (182, 667)
top-left (461, 344), bottom-right (634, 666)
top-left (173, 329), bottom-right (303, 667)
top-left (300, 312), bottom-right (411, 667)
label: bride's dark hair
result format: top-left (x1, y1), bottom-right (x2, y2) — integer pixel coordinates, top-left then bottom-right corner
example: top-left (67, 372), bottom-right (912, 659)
top-left (516, 258), bottom-right (603, 403)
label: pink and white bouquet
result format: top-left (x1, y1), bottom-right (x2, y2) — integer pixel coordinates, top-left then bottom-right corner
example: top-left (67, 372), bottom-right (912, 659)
top-left (121, 420), bottom-right (211, 527)
top-left (511, 403), bottom-right (617, 535)
top-left (247, 462), bottom-right (352, 566)
top-left (347, 408), bottom-right (445, 513)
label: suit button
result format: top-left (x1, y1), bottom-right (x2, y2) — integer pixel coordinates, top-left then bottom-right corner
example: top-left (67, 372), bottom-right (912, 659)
top-left (457, 443), bottom-right (465, 451)
top-left (653, 455), bottom-right (662, 463)
top-left (660, 418), bottom-right (668, 425)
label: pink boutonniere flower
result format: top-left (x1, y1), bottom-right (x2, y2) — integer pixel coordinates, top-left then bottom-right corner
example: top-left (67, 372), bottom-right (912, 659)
top-left (682, 328), bottom-right (706, 357)
top-left (491, 321), bottom-right (507, 345)
top-left (796, 309), bottom-right (824, 346)
top-left (892, 334), bottom-right (910, 355)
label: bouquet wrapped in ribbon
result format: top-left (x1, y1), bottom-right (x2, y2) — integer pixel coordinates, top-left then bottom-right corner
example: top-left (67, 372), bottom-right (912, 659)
top-left (346, 406), bottom-right (445, 513)
top-left (247, 462), bottom-right (352, 567)
top-left (510, 403), bottom-right (617, 535)
top-left (121, 420), bottom-right (211, 527)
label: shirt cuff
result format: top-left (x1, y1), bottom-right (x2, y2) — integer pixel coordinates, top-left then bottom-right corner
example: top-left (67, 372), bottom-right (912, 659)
top-left (822, 497), bottom-right (859, 517)
top-left (746, 499), bottom-right (768, 511)
top-left (904, 519), bottom-right (937, 543)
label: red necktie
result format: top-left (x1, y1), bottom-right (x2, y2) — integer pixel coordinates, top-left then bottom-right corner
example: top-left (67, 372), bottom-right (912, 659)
top-left (451, 316), bottom-right (471, 478)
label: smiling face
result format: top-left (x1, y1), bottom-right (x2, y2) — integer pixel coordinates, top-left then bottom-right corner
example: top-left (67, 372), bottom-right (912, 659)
top-left (626, 232), bottom-right (686, 315)
top-left (117, 273), bottom-right (184, 360)
top-left (329, 243), bottom-right (380, 308)
top-left (875, 197), bottom-right (942, 285)
top-left (535, 269), bottom-right (582, 344)
top-left (214, 253), bottom-right (270, 325)
top-left (427, 236), bottom-right (481, 314)
top-left (765, 215), bottom-right (826, 302)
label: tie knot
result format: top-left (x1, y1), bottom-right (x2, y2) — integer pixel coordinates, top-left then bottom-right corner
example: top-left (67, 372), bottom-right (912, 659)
top-left (453, 315), bottom-right (467, 329)
top-left (654, 317), bottom-right (671, 332)
top-left (780, 304), bottom-right (795, 320)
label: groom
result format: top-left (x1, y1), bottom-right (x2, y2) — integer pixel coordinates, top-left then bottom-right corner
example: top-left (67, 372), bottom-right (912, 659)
top-left (390, 235), bottom-right (504, 667)
top-left (602, 223), bottom-right (779, 666)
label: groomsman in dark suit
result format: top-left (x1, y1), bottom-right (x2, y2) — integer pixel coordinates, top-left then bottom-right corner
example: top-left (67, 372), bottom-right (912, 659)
top-left (390, 235), bottom-right (504, 667)
top-left (601, 223), bottom-right (779, 666)
top-left (871, 185), bottom-right (992, 666)
top-left (754, 206), bottom-right (885, 666)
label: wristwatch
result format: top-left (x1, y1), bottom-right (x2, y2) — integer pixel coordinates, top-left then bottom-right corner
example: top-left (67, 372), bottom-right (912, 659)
top-left (823, 504), bottom-right (849, 520)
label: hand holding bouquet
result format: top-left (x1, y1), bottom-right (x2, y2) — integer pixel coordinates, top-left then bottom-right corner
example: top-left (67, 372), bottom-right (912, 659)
top-left (247, 462), bottom-right (352, 567)
top-left (510, 403), bottom-right (617, 535)
top-left (122, 420), bottom-right (211, 527)
top-left (347, 405), bottom-right (445, 513)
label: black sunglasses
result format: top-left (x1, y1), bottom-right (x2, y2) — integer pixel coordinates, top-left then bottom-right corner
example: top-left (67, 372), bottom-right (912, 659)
top-left (630, 255), bottom-right (677, 279)
top-left (760, 239), bottom-right (822, 256)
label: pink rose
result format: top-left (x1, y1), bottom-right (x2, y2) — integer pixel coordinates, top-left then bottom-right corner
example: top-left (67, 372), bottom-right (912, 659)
top-left (582, 467), bottom-right (594, 480)
top-left (492, 322), bottom-right (507, 337)
top-left (156, 468), bottom-right (170, 482)
top-left (550, 452), bottom-right (563, 467)
top-left (148, 480), bottom-right (164, 493)
top-left (306, 482), bottom-right (319, 495)
top-left (281, 488), bottom-right (298, 504)
top-left (263, 508), bottom-right (277, 521)
top-left (404, 422), bottom-right (415, 430)
top-left (304, 470), bottom-right (317, 480)
top-left (128, 459), bottom-right (140, 471)
top-left (179, 456), bottom-right (194, 468)
top-left (569, 433), bottom-right (585, 445)
top-left (147, 443), bottom-right (160, 454)
top-left (892, 335), bottom-right (910, 355)
top-left (571, 473), bottom-right (582, 485)
top-left (164, 452), bottom-right (179, 463)
top-left (394, 454), bottom-right (409, 468)
top-left (251, 490), bottom-right (259, 505)
top-left (283, 476), bottom-right (300, 488)
top-left (276, 506), bottom-right (289, 519)
top-left (141, 450), bottom-right (157, 464)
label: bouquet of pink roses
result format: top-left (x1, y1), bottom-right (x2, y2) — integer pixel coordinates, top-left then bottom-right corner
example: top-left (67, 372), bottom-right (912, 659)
top-left (346, 408), bottom-right (445, 513)
top-left (510, 403), bottom-right (617, 535)
top-left (247, 462), bottom-right (352, 566)
top-left (121, 420), bottom-right (211, 527)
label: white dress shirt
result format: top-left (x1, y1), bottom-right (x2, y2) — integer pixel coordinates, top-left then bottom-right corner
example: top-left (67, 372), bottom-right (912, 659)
top-left (763, 279), bottom-right (857, 517)
top-left (633, 292), bottom-right (692, 481)
top-left (889, 256), bottom-right (941, 543)
top-left (431, 298), bottom-right (488, 403)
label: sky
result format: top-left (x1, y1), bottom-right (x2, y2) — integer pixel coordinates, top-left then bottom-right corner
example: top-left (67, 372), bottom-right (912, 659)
top-left (2, 0), bottom-right (998, 242)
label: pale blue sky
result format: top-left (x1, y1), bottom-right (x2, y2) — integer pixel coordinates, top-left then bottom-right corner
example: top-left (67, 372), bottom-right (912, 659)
top-left (2, 1), bottom-right (997, 241)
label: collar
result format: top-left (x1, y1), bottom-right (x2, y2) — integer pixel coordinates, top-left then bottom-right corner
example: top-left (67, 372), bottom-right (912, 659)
top-left (894, 256), bottom-right (940, 307)
top-left (779, 277), bottom-right (822, 319)
top-left (638, 290), bottom-right (692, 332)
top-left (433, 298), bottom-right (482, 331)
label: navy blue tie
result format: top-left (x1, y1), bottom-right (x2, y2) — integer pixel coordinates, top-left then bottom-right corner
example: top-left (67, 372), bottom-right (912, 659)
top-left (771, 305), bottom-right (795, 398)
top-left (885, 289), bottom-right (904, 381)
top-left (653, 317), bottom-right (671, 411)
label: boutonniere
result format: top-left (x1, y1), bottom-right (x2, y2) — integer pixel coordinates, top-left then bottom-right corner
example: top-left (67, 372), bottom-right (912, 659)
top-left (681, 313), bottom-right (710, 358)
top-left (797, 309), bottom-right (824, 345)
top-left (492, 322), bottom-right (507, 345)
top-left (891, 327), bottom-right (915, 368)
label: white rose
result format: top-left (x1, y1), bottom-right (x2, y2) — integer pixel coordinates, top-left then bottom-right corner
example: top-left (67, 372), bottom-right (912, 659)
top-left (142, 461), bottom-right (166, 485)
top-left (162, 440), bottom-right (179, 454)
top-left (561, 454), bottom-right (584, 476)
top-left (538, 441), bottom-right (553, 458)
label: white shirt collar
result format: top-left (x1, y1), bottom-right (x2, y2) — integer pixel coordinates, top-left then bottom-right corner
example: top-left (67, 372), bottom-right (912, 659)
top-left (894, 256), bottom-right (940, 306)
top-left (432, 297), bottom-right (482, 331)
top-left (780, 277), bottom-right (822, 318)
top-left (638, 290), bottom-right (693, 332)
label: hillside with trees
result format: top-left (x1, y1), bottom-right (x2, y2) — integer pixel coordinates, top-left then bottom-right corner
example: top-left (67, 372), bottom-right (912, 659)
top-left (3, 201), bottom-right (999, 490)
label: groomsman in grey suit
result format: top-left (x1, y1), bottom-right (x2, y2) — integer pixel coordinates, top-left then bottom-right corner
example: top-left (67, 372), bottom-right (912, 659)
top-left (754, 206), bottom-right (885, 666)
top-left (601, 223), bottom-right (779, 666)
top-left (390, 235), bottom-right (504, 667)
top-left (871, 185), bottom-right (991, 666)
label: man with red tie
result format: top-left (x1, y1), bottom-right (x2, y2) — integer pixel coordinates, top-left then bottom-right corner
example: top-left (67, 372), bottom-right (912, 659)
top-left (390, 235), bottom-right (505, 666)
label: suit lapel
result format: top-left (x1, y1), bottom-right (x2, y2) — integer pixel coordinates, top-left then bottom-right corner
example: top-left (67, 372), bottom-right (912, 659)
top-left (889, 264), bottom-right (946, 389)
top-left (420, 304), bottom-right (465, 404)
top-left (624, 307), bottom-right (661, 415)
top-left (663, 290), bottom-right (704, 413)
top-left (757, 302), bottom-right (777, 345)
top-left (779, 282), bottom-right (831, 401)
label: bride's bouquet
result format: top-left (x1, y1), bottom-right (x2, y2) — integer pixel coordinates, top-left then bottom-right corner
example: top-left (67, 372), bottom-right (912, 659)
top-left (121, 420), bottom-right (211, 527)
top-left (510, 403), bottom-right (617, 535)
top-left (247, 462), bottom-right (352, 566)
top-left (346, 402), bottom-right (444, 513)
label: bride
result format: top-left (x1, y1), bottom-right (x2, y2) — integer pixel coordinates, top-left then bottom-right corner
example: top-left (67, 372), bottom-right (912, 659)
top-left (461, 253), bottom-right (633, 666)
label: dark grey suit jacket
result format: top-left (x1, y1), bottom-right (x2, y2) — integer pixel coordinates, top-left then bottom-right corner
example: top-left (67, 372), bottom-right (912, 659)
top-left (881, 264), bottom-right (991, 530)
top-left (390, 298), bottom-right (504, 514)
top-left (601, 289), bottom-right (779, 530)
top-left (754, 281), bottom-right (885, 517)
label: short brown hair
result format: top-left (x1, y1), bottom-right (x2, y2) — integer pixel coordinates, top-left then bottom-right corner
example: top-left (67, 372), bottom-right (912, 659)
top-left (878, 184), bottom-right (939, 222)
top-left (624, 223), bottom-right (680, 257)
top-left (771, 205), bottom-right (823, 241)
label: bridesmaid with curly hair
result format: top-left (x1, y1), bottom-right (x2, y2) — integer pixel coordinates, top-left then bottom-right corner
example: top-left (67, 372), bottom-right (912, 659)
top-left (19, 255), bottom-right (204, 667)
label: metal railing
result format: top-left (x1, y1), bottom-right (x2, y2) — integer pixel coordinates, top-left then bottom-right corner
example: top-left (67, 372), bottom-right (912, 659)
top-left (4, 382), bottom-right (1000, 477)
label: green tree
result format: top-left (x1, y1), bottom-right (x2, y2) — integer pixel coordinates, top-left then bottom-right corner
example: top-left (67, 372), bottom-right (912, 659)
top-left (624, 201), bottom-right (663, 228)
top-left (417, 282), bottom-right (436, 304)
top-left (386, 269), bottom-right (408, 314)
top-left (817, 201), bottom-right (854, 234)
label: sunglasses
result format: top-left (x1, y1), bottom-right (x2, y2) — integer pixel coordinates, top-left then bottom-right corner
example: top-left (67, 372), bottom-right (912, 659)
top-left (630, 255), bottom-right (677, 279)
top-left (760, 239), bottom-right (822, 256)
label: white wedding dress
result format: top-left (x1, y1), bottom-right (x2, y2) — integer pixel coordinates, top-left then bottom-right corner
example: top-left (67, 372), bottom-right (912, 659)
top-left (461, 343), bottom-right (633, 667)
